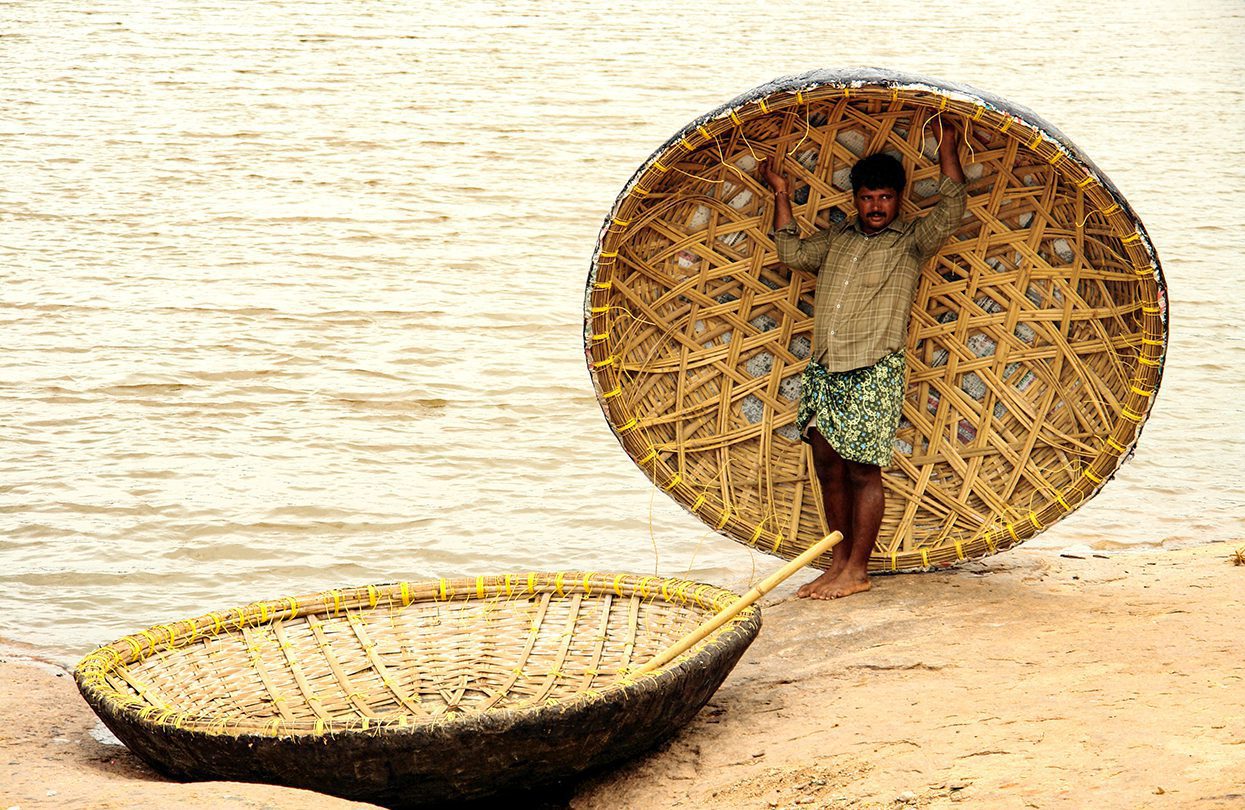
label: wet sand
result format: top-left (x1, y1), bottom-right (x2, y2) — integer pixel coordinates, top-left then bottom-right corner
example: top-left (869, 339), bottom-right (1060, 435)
top-left (3, 544), bottom-right (1242, 809)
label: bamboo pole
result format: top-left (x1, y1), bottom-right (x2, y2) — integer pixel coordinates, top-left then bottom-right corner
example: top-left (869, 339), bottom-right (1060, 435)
top-left (635, 532), bottom-right (843, 675)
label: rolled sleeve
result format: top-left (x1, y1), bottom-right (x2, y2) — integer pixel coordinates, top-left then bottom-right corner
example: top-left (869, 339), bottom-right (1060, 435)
top-left (774, 226), bottom-right (831, 274)
top-left (913, 176), bottom-right (967, 260)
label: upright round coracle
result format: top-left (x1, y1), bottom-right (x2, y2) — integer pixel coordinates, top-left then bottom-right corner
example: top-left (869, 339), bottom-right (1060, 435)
top-left (584, 69), bottom-right (1167, 572)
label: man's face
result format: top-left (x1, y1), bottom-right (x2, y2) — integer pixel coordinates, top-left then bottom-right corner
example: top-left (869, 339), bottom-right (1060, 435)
top-left (854, 186), bottom-right (900, 234)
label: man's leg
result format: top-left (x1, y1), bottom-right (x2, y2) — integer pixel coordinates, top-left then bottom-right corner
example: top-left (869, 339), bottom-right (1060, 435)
top-left (802, 437), bottom-right (885, 600)
top-left (797, 428), bottom-right (853, 598)
top-left (818, 457), bottom-right (884, 599)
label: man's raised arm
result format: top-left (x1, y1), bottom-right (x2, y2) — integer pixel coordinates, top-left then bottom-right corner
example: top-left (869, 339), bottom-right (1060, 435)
top-left (914, 116), bottom-right (968, 260)
top-left (759, 154), bottom-right (830, 273)
top-left (936, 116), bottom-right (966, 184)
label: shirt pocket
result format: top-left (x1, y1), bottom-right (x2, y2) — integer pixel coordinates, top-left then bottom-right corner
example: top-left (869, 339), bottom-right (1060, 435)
top-left (860, 263), bottom-right (892, 286)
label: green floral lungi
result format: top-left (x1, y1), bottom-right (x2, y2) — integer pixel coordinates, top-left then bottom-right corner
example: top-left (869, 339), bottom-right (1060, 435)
top-left (797, 351), bottom-right (907, 467)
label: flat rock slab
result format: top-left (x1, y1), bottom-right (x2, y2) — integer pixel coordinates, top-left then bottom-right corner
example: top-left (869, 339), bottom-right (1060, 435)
top-left (572, 543), bottom-right (1245, 809)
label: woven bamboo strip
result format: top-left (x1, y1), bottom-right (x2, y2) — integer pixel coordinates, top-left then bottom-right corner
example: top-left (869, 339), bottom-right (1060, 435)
top-left (575, 593), bottom-right (615, 693)
top-left (263, 624), bottom-right (330, 723)
top-left (346, 615), bottom-right (428, 717)
top-left (520, 593), bottom-right (583, 708)
top-left (304, 615), bottom-right (382, 720)
top-left (253, 625), bottom-right (299, 723)
top-left (474, 590), bottom-right (552, 712)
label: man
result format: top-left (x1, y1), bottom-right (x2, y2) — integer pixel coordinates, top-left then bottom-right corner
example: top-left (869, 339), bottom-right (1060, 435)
top-left (759, 117), bottom-right (966, 600)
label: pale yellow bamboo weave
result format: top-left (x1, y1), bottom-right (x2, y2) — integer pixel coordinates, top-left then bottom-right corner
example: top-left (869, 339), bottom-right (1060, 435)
top-left (585, 78), bottom-right (1167, 572)
top-left (75, 573), bottom-right (753, 737)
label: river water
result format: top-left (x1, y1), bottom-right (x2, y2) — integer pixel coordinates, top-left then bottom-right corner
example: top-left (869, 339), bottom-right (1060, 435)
top-left (2, 1), bottom-right (1243, 660)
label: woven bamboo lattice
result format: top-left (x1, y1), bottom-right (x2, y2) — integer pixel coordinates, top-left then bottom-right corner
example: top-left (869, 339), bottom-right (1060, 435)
top-left (585, 69), bottom-right (1168, 572)
top-left (74, 573), bottom-right (759, 805)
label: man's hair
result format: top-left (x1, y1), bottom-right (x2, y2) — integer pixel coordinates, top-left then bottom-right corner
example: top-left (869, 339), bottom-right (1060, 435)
top-left (850, 153), bottom-right (906, 194)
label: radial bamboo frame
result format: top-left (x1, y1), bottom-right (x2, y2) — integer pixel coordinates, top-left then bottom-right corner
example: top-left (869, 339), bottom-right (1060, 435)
top-left (584, 69), bottom-right (1167, 572)
top-left (74, 573), bottom-right (760, 805)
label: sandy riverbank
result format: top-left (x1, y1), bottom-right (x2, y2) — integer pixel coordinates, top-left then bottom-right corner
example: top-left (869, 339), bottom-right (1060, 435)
top-left (3, 544), bottom-right (1242, 809)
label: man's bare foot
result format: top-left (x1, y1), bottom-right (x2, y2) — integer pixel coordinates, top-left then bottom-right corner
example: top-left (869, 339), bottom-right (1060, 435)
top-left (808, 572), bottom-right (871, 600)
top-left (797, 569), bottom-right (841, 598)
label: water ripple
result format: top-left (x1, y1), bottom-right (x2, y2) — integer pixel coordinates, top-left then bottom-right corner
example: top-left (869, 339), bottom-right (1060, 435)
top-left (2, 0), bottom-right (1243, 658)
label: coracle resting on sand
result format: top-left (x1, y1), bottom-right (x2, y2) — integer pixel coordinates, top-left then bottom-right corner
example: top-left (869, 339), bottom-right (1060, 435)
top-left (75, 572), bottom-right (763, 805)
top-left (75, 531), bottom-right (842, 806)
top-left (585, 68), bottom-right (1168, 572)
top-left (74, 570), bottom-right (770, 807)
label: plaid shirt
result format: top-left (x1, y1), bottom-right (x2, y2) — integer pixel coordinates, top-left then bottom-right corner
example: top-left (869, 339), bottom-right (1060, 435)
top-left (775, 176), bottom-right (966, 372)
